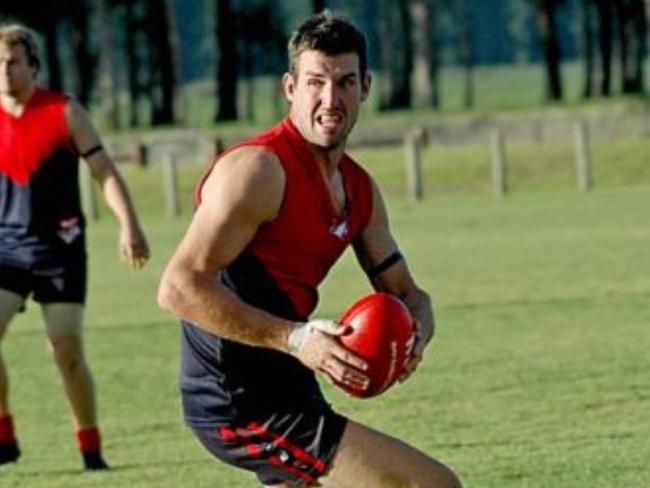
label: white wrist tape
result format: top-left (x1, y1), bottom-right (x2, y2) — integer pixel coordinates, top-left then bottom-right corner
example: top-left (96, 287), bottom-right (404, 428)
top-left (287, 322), bottom-right (311, 355)
top-left (287, 320), bottom-right (337, 355)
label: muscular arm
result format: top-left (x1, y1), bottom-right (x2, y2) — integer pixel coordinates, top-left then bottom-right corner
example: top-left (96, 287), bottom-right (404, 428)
top-left (157, 147), bottom-right (295, 351)
top-left (353, 179), bottom-right (435, 377)
top-left (65, 101), bottom-right (149, 268)
top-left (158, 149), bottom-right (368, 390)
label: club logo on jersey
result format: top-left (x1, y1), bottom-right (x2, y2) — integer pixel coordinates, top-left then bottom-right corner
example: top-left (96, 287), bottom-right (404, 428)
top-left (52, 277), bottom-right (65, 292)
top-left (57, 217), bottom-right (81, 244)
top-left (330, 219), bottom-right (349, 240)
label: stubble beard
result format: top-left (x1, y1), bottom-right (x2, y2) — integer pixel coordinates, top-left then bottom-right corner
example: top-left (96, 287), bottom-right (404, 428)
top-left (312, 116), bottom-right (358, 152)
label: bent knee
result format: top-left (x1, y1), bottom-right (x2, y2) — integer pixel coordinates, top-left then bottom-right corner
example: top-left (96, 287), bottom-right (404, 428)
top-left (432, 465), bottom-right (463, 488)
top-left (411, 458), bottom-right (463, 488)
top-left (329, 421), bottom-right (462, 488)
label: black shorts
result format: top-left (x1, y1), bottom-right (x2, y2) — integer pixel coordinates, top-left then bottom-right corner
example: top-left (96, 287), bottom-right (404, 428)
top-left (0, 257), bottom-right (86, 305)
top-left (191, 407), bottom-right (348, 486)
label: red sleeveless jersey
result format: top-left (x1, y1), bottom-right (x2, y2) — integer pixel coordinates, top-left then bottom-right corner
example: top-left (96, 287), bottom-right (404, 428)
top-left (195, 117), bottom-right (373, 319)
top-left (0, 88), bottom-right (83, 265)
top-left (181, 118), bottom-right (374, 426)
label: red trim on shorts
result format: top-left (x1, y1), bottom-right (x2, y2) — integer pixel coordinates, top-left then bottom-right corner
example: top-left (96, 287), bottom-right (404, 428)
top-left (268, 455), bottom-right (315, 483)
top-left (216, 420), bottom-right (329, 483)
top-left (217, 426), bottom-right (237, 441)
top-left (247, 421), bottom-right (327, 473)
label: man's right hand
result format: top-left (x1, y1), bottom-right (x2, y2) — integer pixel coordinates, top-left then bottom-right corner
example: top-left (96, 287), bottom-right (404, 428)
top-left (119, 223), bottom-right (150, 269)
top-left (287, 320), bottom-right (369, 392)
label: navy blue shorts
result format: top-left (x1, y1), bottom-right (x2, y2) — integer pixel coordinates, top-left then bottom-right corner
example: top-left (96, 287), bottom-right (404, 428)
top-left (191, 407), bottom-right (347, 486)
top-left (0, 256), bottom-right (86, 305)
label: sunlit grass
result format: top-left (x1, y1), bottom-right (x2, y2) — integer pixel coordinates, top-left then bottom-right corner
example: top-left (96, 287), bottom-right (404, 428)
top-left (2, 137), bottom-right (648, 487)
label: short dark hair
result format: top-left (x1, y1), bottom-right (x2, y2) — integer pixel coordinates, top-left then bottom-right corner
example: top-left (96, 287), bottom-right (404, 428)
top-left (288, 10), bottom-right (367, 78)
top-left (0, 23), bottom-right (41, 72)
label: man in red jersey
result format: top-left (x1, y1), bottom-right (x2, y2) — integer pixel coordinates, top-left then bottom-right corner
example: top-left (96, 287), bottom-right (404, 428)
top-left (0, 24), bottom-right (149, 470)
top-left (159, 11), bottom-right (462, 488)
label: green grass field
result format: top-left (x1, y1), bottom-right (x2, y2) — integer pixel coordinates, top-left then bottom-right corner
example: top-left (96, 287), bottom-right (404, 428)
top-left (2, 143), bottom-right (649, 487)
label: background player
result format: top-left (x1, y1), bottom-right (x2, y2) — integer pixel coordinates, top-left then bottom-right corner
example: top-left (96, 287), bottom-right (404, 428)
top-left (0, 23), bottom-right (149, 469)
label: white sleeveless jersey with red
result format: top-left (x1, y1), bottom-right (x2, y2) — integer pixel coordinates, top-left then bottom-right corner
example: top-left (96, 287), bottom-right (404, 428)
top-left (181, 118), bottom-right (373, 427)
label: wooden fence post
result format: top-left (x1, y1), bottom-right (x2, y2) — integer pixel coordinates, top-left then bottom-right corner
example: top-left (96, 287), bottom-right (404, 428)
top-left (79, 161), bottom-right (99, 221)
top-left (162, 152), bottom-right (181, 217)
top-left (574, 121), bottom-right (593, 192)
top-left (491, 128), bottom-right (508, 197)
top-left (404, 128), bottom-right (425, 201)
top-left (137, 143), bottom-right (149, 167)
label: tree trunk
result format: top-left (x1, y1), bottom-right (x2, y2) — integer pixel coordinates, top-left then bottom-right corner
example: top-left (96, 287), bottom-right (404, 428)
top-left (243, 38), bottom-right (255, 122)
top-left (398, 0), bottom-right (413, 107)
top-left (379, 0), bottom-right (412, 110)
top-left (536, 0), bottom-right (563, 101)
top-left (379, 1), bottom-right (397, 108)
top-left (410, 0), bottom-right (433, 107)
top-left (43, 21), bottom-right (62, 91)
top-left (615, 0), bottom-right (647, 93)
top-left (215, 0), bottom-right (238, 121)
top-left (595, 0), bottom-right (613, 96)
top-left (70, 0), bottom-right (94, 106)
top-left (646, 0), bottom-right (650, 48)
top-left (147, 0), bottom-right (178, 125)
top-left (581, 0), bottom-right (595, 98)
top-left (125, 0), bottom-right (141, 127)
top-left (96, 0), bottom-right (120, 129)
top-left (456, 0), bottom-right (473, 108)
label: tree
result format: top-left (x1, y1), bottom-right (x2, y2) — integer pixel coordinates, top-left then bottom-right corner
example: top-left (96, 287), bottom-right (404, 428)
top-left (95, 0), bottom-right (120, 129)
top-left (124, 0), bottom-right (143, 127)
top-left (238, 1), bottom-right (287, 123)
top-left (534, 0), bottom-right (564, 101)
top-left (42, 20), bottom-right (63, 91)
top-left (69, 0), bottom-right (95, 106)
top-left (581, 0), bottom-right (614, 97)
top-left (379, 0), bottom-right (412, 110)
top-left (581, 0), bottom-right (596, 97)
top-left (143, 0), bottom-right (178, 125)
top-left (215, 0), bottom-right (238, 121)
top-left (410, 0), bottom-right (436, 107)
top-left (454, 0), bottom-right (473, 109)
top-left (507, 0), bottom-right (534, 64)
top-left (646, 0), bottom-right (650, 47)
top-left (614, 0), bottom-right (647, 94)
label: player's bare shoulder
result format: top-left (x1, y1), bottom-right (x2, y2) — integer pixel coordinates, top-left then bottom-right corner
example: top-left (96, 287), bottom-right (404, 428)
top-left (62, 98), bottom-right (103, 152)
top-left (63, 98), bottom-right (90, 131)
top-left (201, 145), bottom-right (286, 223)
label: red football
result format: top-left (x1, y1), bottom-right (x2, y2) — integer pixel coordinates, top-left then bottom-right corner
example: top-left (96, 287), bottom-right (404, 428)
top-left (337, 293), bottom-right (415, 398)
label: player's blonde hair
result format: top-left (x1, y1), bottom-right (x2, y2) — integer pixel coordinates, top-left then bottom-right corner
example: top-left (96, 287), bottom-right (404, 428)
top-left (0, 23), bottom-right (41, 72)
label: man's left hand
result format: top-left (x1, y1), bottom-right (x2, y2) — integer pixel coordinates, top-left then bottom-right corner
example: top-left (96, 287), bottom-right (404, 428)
top-left (399, 315), bottom-right (435, 382)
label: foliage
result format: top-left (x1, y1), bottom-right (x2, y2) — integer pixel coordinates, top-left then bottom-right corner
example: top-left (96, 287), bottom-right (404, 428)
top-left (2, 0), bottom-right (647, 127)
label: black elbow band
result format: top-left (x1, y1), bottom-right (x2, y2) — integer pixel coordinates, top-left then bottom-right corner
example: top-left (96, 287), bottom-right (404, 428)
top-left (366, 250), bottom-right (403, 278)
top-left (80, 144), bottom-right (104, 159)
